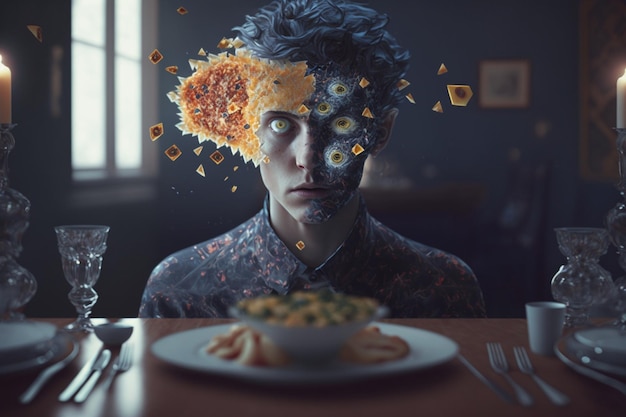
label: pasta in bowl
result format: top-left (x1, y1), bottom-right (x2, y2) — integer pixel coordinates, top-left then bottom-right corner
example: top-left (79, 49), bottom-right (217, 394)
top-left (228, 290), bottom-right (389, 364)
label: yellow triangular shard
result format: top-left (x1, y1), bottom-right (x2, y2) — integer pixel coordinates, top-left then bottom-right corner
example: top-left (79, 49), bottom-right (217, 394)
top-left (27, 25), bottom-right (43, 42)
top-left (193, 146), bottom-right (203, 156)
top-left (397, 79), bottom-right (410, 91)
top-left (405, 93), bottom-right (415, 104)
top-left (196, 164), bottom-right (206, 177)
top-left (437, 63), bottom-right (448, 75)
top-left (198, 48), bottom-right (206, 56)
top-left (149, 49), bottom-right (163, 64)
top-left (351, 144), bottom-right (365, 155)
top-left (432, 101), bottom-right (443, 113)
top-left (149, 123), bottom-right (164, 141)
top-left (165, 66), bottom-right (178, 74)
top-left (361, 107), bottom-right (374, 118)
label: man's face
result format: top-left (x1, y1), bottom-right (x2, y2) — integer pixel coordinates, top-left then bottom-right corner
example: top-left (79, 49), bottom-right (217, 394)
top-left (257, 65), bottom-right (383, 224)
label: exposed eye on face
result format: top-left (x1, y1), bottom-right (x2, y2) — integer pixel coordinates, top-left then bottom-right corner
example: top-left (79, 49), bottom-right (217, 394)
top-left (269, 117), bottom-right (292, 135)
top-left (329, 150), bottom-right (345, 165)
top-left (316, 102), bottom-right (332, 115)
top-left (329, 81), bottom-right (349, 96)
top-left (332, 116), bottom-right (356, 134)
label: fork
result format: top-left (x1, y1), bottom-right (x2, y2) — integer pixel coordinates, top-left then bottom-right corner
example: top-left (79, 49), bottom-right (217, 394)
top-left (486, 342), bottom-right (534, 406)
top-left (513, 346), bottom-right (570, 406)
top-left (100, 342), bottom-right (133, 391)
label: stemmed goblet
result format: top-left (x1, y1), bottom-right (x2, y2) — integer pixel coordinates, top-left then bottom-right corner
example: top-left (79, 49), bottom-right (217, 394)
top-left (55, 225), bottom-right (109, 332)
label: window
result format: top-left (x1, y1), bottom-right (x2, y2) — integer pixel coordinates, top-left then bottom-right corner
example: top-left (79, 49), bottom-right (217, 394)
top-left (71, 0), bottom-right (157, 184)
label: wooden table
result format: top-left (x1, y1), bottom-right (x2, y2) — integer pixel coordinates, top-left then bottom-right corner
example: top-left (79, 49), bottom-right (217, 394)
top-left (1, 318), bottom-right (624, 417)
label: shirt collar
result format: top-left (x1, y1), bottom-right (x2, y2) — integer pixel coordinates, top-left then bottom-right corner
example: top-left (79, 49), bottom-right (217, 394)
top-left (256, 193), bottom-right (372, 294)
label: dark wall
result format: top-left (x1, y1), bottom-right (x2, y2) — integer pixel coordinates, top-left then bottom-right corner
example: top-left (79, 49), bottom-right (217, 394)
top-left (0, 0), bottom-right (620, 318)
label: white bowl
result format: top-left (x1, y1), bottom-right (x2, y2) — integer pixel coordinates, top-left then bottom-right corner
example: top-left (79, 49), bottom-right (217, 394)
top-left (229, 293), bottom-right (388, 364)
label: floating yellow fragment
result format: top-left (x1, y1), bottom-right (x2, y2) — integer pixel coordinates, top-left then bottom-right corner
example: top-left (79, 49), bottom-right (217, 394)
top-left (149, 49), bottom-right (163, 64)
top-left (359, 77), bottom-right (370, 88)
top-left (165, 66), bottom-right (178, 74)
top-left (405, 93), bottom-right (415, 104)
top-left (196, 164), bottom-right (205, 177)
top-left (193, 146), bottom-right (203, 156)
top-left (361, 107), bottom-right (374, 118)
top-left (26, 25), bottom-right (42, 42)
top-left (432, 101), bottom-right (444, 113)
top-left (297, 104), bottom-right (310, 114)
top-left (177, 7), bottom-right (188, 15)
top-left (397, 79), bottom-right (410, 91)
top-left (351, 144), bottom-right (365, 155)
top-left (446, 85), bottom-right (473, 106)
top-left (224, 176), bottom-right (229, 181)
top-left (165, 144), bottom-right (182, 161)
top-left (295, 241), bottom-right (305, 250)
top-left (233, 166), bottom-right (239, 171)
top-left (210, 150), bottom-right (225, 164)
top-left (262, 155), bottom-right (271, 164)
top-left (231, 185), bottom-right (238, 193)
top-left (217, 37), bottom-right (232, 49)
top-left (149, 123), bottom-right (164, 141)
top-left (437, 63), bottom-right (448, 75)
top-left (198, 48), bottom-right (206, 56)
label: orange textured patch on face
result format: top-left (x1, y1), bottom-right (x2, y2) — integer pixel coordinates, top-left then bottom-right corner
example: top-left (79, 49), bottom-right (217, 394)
top-left (171, 49), bottom-right (315, 165)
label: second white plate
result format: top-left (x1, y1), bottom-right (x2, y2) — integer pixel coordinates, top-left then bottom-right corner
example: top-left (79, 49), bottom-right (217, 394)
top-left (151, 322), bottom-right (458, 384)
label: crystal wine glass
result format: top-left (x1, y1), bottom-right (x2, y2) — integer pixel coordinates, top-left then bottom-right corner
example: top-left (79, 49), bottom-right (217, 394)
top-left (55, 225), bottom-right (109, 332)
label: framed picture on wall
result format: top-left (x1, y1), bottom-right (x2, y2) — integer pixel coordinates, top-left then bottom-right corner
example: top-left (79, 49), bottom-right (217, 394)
top-left (479, 59), bottom-right (531, 108)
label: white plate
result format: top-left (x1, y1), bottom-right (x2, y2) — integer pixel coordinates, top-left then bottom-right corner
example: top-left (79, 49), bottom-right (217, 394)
top-left (0, 331), bottom-right (74, 375)
top-left (0, 321), bottom-right (57, 352)
top-left (151, 322), bottom-right (458, 384)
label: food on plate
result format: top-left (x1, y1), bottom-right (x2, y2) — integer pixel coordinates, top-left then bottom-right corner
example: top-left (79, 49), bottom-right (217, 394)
top-left (339, 325), bottom-right (410, 364)
top-left (206, 324), bottom-right (409, 367)
top-left (234, 290), bottom-right (379, 327)
top-left (206, 324), bottom-right (290, 367)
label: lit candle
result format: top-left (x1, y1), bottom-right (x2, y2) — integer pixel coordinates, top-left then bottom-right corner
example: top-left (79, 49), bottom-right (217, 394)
top-left (0, 55), bottom-right (10, 124)
top-left (618, 68), bottom-right (626, 129)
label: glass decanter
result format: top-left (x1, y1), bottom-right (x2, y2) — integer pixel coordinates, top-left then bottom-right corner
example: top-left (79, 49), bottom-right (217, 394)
top-left (551, 227), bottom-right (616, 327)
top-left (0, 124), bottom-right (36, 319)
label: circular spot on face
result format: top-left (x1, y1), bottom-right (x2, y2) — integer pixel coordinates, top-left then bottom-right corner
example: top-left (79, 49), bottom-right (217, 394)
top-left (329, 81), bottom-right (349, 96)
top-left (330, 150), bottom-right (344, 165)
top-left (332, 116), bottom-right (356, 134)
top-left (317, 102), bottom-right (332, 115)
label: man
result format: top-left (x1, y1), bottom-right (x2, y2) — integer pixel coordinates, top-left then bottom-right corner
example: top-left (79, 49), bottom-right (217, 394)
top-left (139, 0), bottom-right (486, 318)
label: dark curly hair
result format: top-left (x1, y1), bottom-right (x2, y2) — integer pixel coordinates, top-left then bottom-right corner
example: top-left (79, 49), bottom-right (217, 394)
top-left (232, 0), bottom-right (410, 112)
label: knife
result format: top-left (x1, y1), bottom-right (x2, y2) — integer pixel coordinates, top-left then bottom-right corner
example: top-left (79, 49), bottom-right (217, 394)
top-left (58, 349), bottom-right (109, 402)
top-left (73, 349), bottom-right (111, 403)
top-left (458, 354), bottom-right (516, 404)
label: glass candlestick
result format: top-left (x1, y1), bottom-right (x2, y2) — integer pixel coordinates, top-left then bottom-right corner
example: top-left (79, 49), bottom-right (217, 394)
top-left (551, 227), bottom-right (615, 327)
top-left (0, 124), bottom-right (37, 319)
top-left (605, 128), bottom-right (626, 326)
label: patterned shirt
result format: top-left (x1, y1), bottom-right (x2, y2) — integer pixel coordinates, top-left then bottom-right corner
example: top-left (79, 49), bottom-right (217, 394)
top-left (138, 195), bottom-right (486, 318)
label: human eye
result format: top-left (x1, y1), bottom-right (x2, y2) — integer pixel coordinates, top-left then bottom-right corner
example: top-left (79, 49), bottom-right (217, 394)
top-left (269, 117), bottom-right (292, 135)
